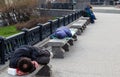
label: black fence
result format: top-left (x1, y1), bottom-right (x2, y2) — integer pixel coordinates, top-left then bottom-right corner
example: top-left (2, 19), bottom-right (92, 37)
top-left (0, 11), bottom-right (82, 65)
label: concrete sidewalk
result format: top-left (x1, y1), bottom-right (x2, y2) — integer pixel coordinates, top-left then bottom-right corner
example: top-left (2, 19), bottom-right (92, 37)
top-left (51, 12), bottom-right (120, 77)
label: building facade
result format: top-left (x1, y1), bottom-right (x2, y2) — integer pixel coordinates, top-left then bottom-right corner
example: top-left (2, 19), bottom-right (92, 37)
top-left (75, 0), bottom-right (90, 10)
top-left (90, 0), bottom-right (115, 5)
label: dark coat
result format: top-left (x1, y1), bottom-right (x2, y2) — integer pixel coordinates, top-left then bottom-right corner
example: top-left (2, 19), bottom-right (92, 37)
top-left (9, 45), bottom-right (50, 68)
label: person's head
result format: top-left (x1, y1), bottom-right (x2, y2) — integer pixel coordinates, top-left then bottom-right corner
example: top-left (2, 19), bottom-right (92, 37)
top-left (17, 57), bottom-right (36, 73)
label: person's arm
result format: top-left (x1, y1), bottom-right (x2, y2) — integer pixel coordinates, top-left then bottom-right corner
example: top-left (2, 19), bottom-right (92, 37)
top-left (31, 61), bottom-right (40, 68)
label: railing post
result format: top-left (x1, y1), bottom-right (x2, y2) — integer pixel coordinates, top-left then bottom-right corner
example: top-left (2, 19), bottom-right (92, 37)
top-left (56, 17), bottom-right (60, 27)
top-left (77, 12), bottom-right (79, 19)
top-left (68, 15), bottom-right (70, 24)
top-left (67, 15), bottom-right (69, 25)
top-left (78, 11), bottom-right (80, 18)
top-left (0, 36), bottom-right (5, 64)
top-left (48, 20), bottom-right (53, 34)
top-left (72, 13), bottom-right (74, 22)
top-left (69, 14), bottom-right (72, 23)
top-left (73, 13), bottom-right (75, 21)
top-left (75, 12), bottom-right (77, 20)
top-left (22, 28), bottom-right (29, 45)
top-left (64, 15), bottom-right (69, 26)
top-left (37, 23), bottom-right (43, 41)
top-left (63, 16), bottom-right (66, 26)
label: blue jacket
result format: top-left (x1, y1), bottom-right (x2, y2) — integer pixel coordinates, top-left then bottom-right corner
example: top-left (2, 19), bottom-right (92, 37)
top-left (85, 7), bottom-right (96, 20)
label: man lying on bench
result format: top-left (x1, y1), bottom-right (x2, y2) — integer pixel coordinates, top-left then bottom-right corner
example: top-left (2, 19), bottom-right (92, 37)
top-left (8, 45), bottom-right (53, 76)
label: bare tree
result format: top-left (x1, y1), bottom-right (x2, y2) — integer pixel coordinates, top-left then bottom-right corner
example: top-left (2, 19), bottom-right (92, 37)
top-left (11, 0), bottom-right (38, 13)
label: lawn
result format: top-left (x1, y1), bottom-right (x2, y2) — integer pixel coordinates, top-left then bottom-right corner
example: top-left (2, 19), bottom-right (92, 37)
top-left (0, 25), bottom-right (20, 37)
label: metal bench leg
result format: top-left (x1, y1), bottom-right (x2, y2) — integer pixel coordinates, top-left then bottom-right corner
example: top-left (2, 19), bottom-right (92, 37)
top-left (68, 39), bottom-right (74, 46)
top-left (76, 29), bottom-right (82, 35)
top-left (82, 25), bottom-right (86, 30)
top-left (87, 19), bottom-right (90, 25)
top-left (72, 35), bottom-right (77, 41)
top-left (52, 46), bottom-right (65, 58)
top-left (62, 43), bottom-right (69, 51)
top-left (80, 28), bottom-right (83, 33)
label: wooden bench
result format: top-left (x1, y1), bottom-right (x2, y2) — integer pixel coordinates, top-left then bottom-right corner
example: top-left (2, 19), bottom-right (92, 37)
top-left (46, 28), bottom-right (78, 58)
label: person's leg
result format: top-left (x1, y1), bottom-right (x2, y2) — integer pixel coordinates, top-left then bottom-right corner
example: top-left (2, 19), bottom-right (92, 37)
top-left (90, 16), bottom-right (94, 23)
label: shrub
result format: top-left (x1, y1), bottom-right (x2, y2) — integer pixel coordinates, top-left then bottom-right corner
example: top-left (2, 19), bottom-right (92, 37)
top-left (16, 16), bottom-right (55, 30)
top-left (16, 19), bottom-right (38, 30)
top-left (37, 16), bottom-right (53, 24)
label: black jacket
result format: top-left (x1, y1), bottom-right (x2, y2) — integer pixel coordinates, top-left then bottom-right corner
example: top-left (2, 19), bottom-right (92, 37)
top-left (9, 45), bottom-right (50, 68)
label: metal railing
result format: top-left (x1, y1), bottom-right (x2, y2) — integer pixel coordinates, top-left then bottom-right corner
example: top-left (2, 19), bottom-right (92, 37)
top-left (0, 11), bottom-right (82, 64)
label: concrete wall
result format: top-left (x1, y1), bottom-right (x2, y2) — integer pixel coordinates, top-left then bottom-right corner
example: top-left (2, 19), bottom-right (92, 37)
top-left (39, 9), bottom-right (76, 17)
top-left (90, 0), bottom-right (115, 5)
top-left (54, 0), bottom-right (69, 3)
top-left (39, 0), bottom-right (89, 10)
top-left (75, 0), bottom-right (90, 10)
